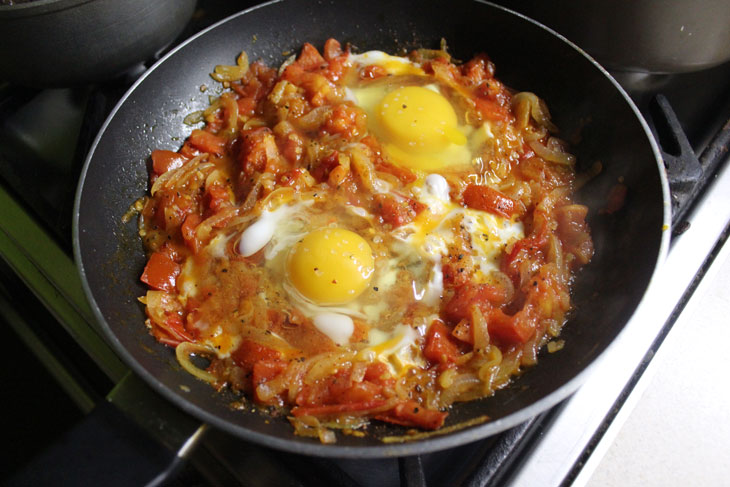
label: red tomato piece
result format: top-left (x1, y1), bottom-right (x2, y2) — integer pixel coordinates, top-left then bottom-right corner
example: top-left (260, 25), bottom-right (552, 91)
top-left (444, 283), bottom-right (508, 324)
top-left (334, 381), bottom-right (383, 404)
top-left (296, 43), bottom-right (326, 71)
top-left (151, 150), bottom-right (187, 175)
top-left (373, 193), bottom-right (425, 228)
top-left (252, 360), bottom-right (287, 385)
top-left (236, 97), bottom-right (257, 117)
top-left (376, 401), bottom-right (448, 430)
top-left (442, 262), bottom-right (471, 288)
top-left (238, 127), bottom-right (284, 175)
top-left (322, 104), bottom-right (366, 139)
top-left (323, 38), bottom-right (343, 61)
top-left (488, 308), bottom-right (535, 344)
top-left (205, 183), bottom-right (231, 213)
top-left (364, 362), bottom-right (390, 382)
top-left (423, 320), bottom-right (462, 365)
top-left (181, 213), bottom-right (202, 253)
top-left (157, 314), bottom-right (194, 347)
top-left (140, 251), bottom-right (181, 292)
top-left (154, 191), bottom-right (192, 231)
top-left (231, 339), bottom-right (282, 370)
top-left (462, 184), bottom-right (517, 218)
top-left (502, 226), bottom-right (549, 285)
top-left (473, 97), bottom-right (511, 122)
top-left (179, 140), bottom-right (201, 158)
top-left (189, 129), bottom-right (226, 155)
top-left (291, 400), bottom-right (389, 418)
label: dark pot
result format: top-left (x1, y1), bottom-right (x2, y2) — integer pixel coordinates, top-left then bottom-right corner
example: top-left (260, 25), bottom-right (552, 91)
top-left (493, 0), bottom-right (730, 73)
top-left (0, 0), bottom-right (197, 87)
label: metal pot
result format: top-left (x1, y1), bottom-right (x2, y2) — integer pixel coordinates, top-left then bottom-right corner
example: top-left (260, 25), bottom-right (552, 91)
top-left (0, 0), bottom-right (197, 87)
top-left (493, 0), bottom-right (730, 73)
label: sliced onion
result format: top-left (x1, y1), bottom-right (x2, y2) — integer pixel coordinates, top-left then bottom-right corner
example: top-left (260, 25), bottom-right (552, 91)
top-left (470, 306), bottom-right (490, 353)
top-left (220, 92), bottom-right (239, 137)
top-left (183, 110), bottom-right (204, 126)
top-left (294, 106), bottom-right (332, 131)
top-left (211, 52), bottom-right (249, 82)
top-left (348, 145), bottom-right (389, 193)
top-left (175, 342), bottom-right (217, 383)
top-left (150, 155), bottom-right (210, 195)
top-left (512, 92), bottom-right (558, 133)
top-left (528, 139), bottom-right (576, 166)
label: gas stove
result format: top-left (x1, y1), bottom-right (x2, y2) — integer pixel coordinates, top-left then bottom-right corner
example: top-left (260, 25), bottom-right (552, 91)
top-left (2, 2), bottom-right (729, 485)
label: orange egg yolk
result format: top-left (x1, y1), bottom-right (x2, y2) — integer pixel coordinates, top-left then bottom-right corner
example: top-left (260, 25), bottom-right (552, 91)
top-left (287, 228), bottom-right (375, 305)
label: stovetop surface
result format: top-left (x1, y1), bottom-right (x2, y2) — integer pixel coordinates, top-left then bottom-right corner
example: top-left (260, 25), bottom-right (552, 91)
top-left (2, 1), bottom-right (730, 485)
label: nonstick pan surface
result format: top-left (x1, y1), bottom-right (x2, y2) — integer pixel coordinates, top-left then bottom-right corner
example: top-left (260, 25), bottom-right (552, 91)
top-left (74, 0), bottom-right (669, 457)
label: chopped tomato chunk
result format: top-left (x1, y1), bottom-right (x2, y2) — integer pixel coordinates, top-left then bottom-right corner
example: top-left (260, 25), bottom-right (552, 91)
top-left (373, 193), bottom-right (425, 228)
top-left (444, 283), bottom-right (508, 324)
top-left (205, 183), bottom-right (231, 213)
top-left (140, 251), bottom-right (181, 292)
top-left (474, 97), bottom-right (511, 122)
top-left (462, 184), bottom-right (517, 218)
top-left (296, 43), bottom-right (326, 71)
top-left (231, 339), bottom-right (282, 369)
top-left (424, 320), bottom-right (462, 365)
top-left (376, 401), bottom-right (448, 430)
top-left (181, 213), bottom-right (202, 253)
top-left (238, 127), bottom-right (284, 175)
top-left (156, 314), bottom-right (194, 347)
top-left (322, 38), bottom-right (343, 61)
top-left (323, 104), bottom-right (367, 139)
top-left (236, 97), bottom-right (257, 117)
top-left (488, 308), bottom-right (535, 344)
top-left (189, 129), bottom-right (226, 155)
top-left (151, 150), bottom-right (187, 175)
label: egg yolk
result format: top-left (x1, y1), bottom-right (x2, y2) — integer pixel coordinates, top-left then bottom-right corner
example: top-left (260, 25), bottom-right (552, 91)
top-left (377, 86), bottom-right (467, 171)
top-left (287, 228), bottom-right (375, 305)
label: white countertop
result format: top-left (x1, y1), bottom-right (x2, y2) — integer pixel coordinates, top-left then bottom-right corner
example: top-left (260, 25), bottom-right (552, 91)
top-left (587, 234), bottom-right (730, 486)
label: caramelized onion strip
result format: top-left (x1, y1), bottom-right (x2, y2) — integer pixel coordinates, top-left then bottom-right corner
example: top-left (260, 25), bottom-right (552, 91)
top-left (175, 342), bottom-right (217, 383)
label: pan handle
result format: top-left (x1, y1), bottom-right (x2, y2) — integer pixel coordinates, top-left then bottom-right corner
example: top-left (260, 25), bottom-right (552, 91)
top-left (398, 455), bottom-right (426, 487)
top-left (6, 373), bottom-right (208, 486)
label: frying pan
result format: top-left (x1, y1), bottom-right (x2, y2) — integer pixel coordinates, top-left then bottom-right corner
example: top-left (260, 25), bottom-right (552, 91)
top-left (73, 0), bottom-right (669, 459)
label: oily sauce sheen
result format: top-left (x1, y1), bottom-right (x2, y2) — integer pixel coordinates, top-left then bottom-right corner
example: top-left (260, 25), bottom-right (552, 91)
top-left (137, 39), bottom-right (593, 443)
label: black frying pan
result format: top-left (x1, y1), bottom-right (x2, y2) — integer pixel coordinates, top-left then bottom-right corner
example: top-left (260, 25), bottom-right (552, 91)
top-left (73, 0), bottom-right (669, 458)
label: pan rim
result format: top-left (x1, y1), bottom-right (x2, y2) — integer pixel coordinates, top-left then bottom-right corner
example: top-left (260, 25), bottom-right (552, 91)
top-left (72, 0), bottom-right (670, 458)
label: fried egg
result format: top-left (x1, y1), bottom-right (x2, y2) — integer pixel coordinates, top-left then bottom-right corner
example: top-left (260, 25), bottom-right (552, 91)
top-left (227, 194), bottom-right (386, 345)
top-left (345, 51), bottom-right (493, 173)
